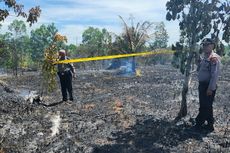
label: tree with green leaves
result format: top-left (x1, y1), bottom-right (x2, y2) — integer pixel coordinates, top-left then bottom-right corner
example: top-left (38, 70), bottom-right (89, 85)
top-left (148, 22), bottom-right (169, 64)
top-left (0, 25), bottom-right (5, 62)
top-left (0, 0), bottom-right (41, 26)
top-left (221, 44), bottom-right (230, 66)
top-left (226, 44), bottom-right (230, 56)
top-left (166, 0), bottom-right (230, 120)
top-left (8, 19), bottom-right (27, 76)
top-left (150, 22), bottom-right (169, 49)
top-left (0, 32), bottom-right (11, 68)
top-left (81, 27), bottom-right (112, 68)
top-left (30, 23), bottom-right (58, 67)
top-left (18, 35), bottom-right (32, 73)
top-left (82, 27), bottom-right (111, 57)
top-left (42, 33), bottom-right (67, 92)
top-left (66, 44), bottom-right (77, 57)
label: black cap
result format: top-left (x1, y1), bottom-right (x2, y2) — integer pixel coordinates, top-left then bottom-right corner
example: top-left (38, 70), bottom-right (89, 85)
top-left (201, 38), bottom-right (215, 45)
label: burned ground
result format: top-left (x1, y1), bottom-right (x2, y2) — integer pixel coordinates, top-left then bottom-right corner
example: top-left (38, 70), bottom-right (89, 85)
top-left (0, 65), bottom-right (229, 153)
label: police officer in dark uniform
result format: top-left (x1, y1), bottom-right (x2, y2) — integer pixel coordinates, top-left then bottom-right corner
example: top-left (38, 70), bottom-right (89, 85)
top-left (195, 38), bottom-right (221, 132)
top-left (57, 49), bottom-right (75, 101)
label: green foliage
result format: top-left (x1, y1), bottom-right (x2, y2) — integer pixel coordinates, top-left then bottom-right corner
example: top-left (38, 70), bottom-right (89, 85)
top-left (150, 22), bottom-right (169, 49)
top-left (221, 45), bottom-right (230, 65)
top-left (8, 20), bottom-right (26, 37)
top-left (166, 0), bottom-right (230, 73)
top-left (112, 16), bottom-right (154, 54)
top-left (224, 44), bottom-right (230, 56)
top-left (171, 42), bottom-right (187, 74)
top-left (221, 56), bottom-right (230, 65)
top-left (42, 45), bottom-right (58, 92)
top-left (82, 27), bottom-right (112, 57)
top-left (0, 33), bottom-right (11, 67)
top-left (7, 19), bottom-right (28, 75)
top-left (67, 44), bottom-right (77, 57)
top-left (42, 33), bottom-right (67, 92)
top-left (0, 20), bottom-right (39, 72)
top-left (18, 35), bottom-right (32, 68)
top-left (30, 23), bottom-right (58, 65)
top-left (166, 0), bottom-right (229, 47)
top-left (147, 22), bottom-right (169, 65)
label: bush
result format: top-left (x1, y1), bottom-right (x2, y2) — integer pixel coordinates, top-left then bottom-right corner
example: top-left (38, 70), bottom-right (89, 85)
top-left (221, 56), bottom-right (230, 65)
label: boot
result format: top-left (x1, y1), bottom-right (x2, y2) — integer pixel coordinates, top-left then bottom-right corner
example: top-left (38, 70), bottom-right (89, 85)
top-left (204, 124), bottom-right (214, 132)
top-left (69, 94), bottom-right (73, 101)
top-left (62, 98), bottom-right (67, 102)
top-left (190, 124), bottom-right (203, 132)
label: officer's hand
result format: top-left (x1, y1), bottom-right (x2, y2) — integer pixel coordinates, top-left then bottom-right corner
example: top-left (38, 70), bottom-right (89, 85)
top-left (207, 89), bottom-right (213, 96)
top-left (73, 73), bottom-right (76, 79)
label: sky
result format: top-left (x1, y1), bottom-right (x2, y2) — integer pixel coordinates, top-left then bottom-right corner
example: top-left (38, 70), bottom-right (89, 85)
top-left (0, 0), bottom-right (180, 45)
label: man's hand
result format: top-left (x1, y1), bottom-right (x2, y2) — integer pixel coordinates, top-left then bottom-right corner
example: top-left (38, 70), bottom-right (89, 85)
top-left (73, 73), bottom-right (76, 79)
top-left (207, 89), bottom-right (213, 96)
top-left (209, 55), bottom-right (219, 64)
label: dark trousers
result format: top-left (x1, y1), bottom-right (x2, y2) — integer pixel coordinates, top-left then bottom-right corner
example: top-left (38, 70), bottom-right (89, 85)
top-left (196, 82), bottom-right (216, 126)
top-left (58, 71), bottom-right (73, 101)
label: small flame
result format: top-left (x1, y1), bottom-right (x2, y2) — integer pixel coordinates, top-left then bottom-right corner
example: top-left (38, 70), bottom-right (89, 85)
top-left (136, 69), bottom-right (142, 77)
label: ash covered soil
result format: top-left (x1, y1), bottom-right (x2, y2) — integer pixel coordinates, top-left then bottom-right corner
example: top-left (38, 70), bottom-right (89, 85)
top-left (0, 65), bottom-right (229, 153)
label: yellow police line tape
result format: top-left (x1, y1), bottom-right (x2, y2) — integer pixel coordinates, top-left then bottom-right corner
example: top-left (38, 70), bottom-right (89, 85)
top-left (54, 50), bottom-right (175, 64)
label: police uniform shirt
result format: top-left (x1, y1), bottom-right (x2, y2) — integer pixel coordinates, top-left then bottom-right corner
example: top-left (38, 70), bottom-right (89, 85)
top-left (198, 51), bottom-right (220, 91)
top-left (57, 56), bottom-right (74, 73)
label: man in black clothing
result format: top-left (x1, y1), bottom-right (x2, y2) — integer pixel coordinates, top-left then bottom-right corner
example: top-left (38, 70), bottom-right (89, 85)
top-left (57, 49), bottom-right (75, 101)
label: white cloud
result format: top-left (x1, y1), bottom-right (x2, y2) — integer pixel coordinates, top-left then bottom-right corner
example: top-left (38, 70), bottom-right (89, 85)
top-left (1, 0), bottom-right (180, 45)
top-left (40, 0), bottom-right (179, 45)
top-left (40, 0), bottom-right (169, 22)
top-left (59, 25), bottom-right (85, 45)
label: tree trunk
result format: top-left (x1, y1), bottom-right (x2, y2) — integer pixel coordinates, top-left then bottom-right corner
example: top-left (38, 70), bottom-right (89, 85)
top-left (175, 51), bottom-right (194, 121)
top-left (176, 74), bottom-right (189, 120)
top-left (15, 65), bottom-right (18, 76)
top-left (13, 41), bottom-right (18, 76)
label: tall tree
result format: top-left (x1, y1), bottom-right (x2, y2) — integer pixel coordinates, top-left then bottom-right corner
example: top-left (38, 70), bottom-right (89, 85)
top-left (30, 23), bottom-right (58, 67)
top-left (81, 27), bottom-right (112, 68)
top-left (8, 19), bottom-right (27, 76)
top-left (150, 22), bottom-right (169, 49)
top-left (0, 32), bottom-right (12, 68)
top-left (0, 25), bottom-right (4, 60)
top-left (82, 27), bottom-right (111, 57)
top-left (101, 28), bottom-right (112, 56)
top-left (166, 0), bottom-right (230, 120)
top-left (18, 35), bottom-right (32, 72)
top-left (0, 0), bottom-right (41, 26)
top-left (148, 22), bottom-right (169, 64)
